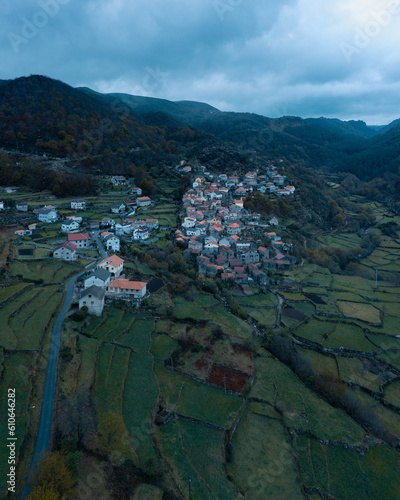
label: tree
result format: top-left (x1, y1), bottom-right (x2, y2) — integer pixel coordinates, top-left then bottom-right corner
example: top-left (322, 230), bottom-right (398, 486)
top-left (27, 485), bottom-right (60, 500)
top-left (30, 452), bottom-right (75, 498)
top-left (97, 412), bottom-right (133, 461)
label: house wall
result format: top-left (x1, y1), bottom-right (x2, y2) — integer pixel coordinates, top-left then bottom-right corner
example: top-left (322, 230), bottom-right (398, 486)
top-left (84, 277), bottom-right (110, 289)
top-left (79, 297), bottom-right (104, 316)
top-left (54, 248), bottom-right (76, 261)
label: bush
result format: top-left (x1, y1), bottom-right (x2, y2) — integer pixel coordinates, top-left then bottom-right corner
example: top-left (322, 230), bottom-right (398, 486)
top-left (71, 307), bottom-right (88, 322)
top-left (60, 346), bottom-right (73, 362)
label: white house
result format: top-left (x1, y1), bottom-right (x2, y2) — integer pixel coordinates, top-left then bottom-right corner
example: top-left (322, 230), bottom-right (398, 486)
top-left (104, 234), bottom-right (120, 252)
top-left (79, 285), bottom-right (105, 316)
top-left (84, 268), bottom-right (111, 289)
top-left (182, 216), bottom-right (197, 229)
top-left (115, 223), bottom-right (133, 236)
top-left (97, 255), bottom-right (124, 277)
top-left (111, 176), bottom-right (127, 185)
top-left (61, 220), bottom-right (80, 233)
top-left (269, 216), bottom-right (279, 226)
top-left (107, 279), bottom-right (147, 301)
top-left (0, 201), bottom-right (4, 210)
top-left (68, 233), bottom-right (91, 248)
top-left (101, 217), bottom-right (115, 228)
top-left (227, 223), bottom-right (241, 235)
top-left (131, 187), bottom-right (142, 196)
top-left (136, 196), bottom-right (152, 207)
top-left (111, 203), bottom-right (125, 214)
top-left (277, 189), bottom-right (292, 197)
top-left (71, 199), bottom-right (86, 210)
top-left (143, 219), bottom-right (159, 230)
top-left (53, 241), bottom-right (77, 261)
top-left (35, 207), bottom-right (57, 223)
top-left (132, 227), bottom-right (149, 240)
top-left (66, 216), bottom-right (83, 223)
top-left (16, 202), bottom-right (28, 212)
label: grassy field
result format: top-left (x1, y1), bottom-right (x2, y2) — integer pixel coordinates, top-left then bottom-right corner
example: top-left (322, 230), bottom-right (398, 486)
top-left (250, 356), bottom-right (366, 444)
top-left (0, 352), bottom-right (37, 499)
top-left (0, 285), bottom-right (61, 350)
top-left (154, 362), bottom-right (242, 428)
top-left (173, 297), bottom-right (209, 321)
top-left (208, 305), bottom-right (253, 339)
top-left (294, 437), bottom-right (400, 499)
top-left (384, 380), bottom-right (400, 408)
top-left (157, 419), bottom-right (240, 500)
top-left (118, 319), bottom-right (154, 353)
top-left (122, 353), bottom-right (159, 467)
top-left (9, 260), bottom-right (78, 284)
top-left (244, 307), bottom-right (276, 325)
top-left (295, 346), bottom-right (337, 374)
top-left (337, 357), bottom-right (383, 392)
top-left (227, 409), bottom-right (303, 500)
top-left (336, 301), bottom-right (381, 324)
top-left (236, 292), bottom-right (277, 307)
top-left (150, 334), bottom-right (178, 360)
top-left (0, 282), bottom-right (32, 304)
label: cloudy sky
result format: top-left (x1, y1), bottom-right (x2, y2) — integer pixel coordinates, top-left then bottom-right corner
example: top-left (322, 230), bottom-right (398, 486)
top-left (2, 0), bottom-right (400, 124)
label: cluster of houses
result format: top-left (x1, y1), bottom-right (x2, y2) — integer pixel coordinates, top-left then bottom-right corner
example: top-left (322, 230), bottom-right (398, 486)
top-left (78, 255), bottom-right (148, 315)
top-left (53, 232), bottom-right (93, 261)
top-left (113, 217), bottom-right (159, 240)
top-left (14, 222), bottom-right (37, 237)
top-left (176, 164), bottom-right (295, 198)
top-left (110, 196), bottom-right (152, 215)
top-left (175, 165), bottom-right (297, 285)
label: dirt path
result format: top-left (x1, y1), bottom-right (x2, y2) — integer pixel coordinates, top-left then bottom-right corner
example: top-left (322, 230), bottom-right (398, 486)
top-left (274, 293), bottom-right (284, 329)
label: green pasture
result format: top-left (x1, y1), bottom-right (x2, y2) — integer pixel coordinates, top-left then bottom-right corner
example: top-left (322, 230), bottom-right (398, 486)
top-left (227, 410), bottom-right (302, 500)
top-left (249, 357), bottom-right (365, 444)
top-left (294, 437), bottom-right (400, 500)
top-left (154, 362), bottom-right (242, 428)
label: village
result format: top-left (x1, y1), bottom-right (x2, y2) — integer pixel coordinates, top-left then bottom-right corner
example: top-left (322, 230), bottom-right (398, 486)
top-left (175, 163), bottom-right (297, 287)
top-left (1, 163), bottom-right (298, 317)
top-left (1, 174), bottom-right (159, 317)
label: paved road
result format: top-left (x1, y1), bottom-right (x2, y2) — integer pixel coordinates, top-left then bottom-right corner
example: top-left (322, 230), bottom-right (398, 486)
top-left (92, 230), bottom-right (108, 259)
top-left (22, 235), bottom-right (106, 497)
top-left (21, 271), bottom-right (84, 497)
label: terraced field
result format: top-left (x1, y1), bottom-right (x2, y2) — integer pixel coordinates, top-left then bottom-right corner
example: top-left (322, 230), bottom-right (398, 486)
top-left (10, 189), bottom-right (397, 499)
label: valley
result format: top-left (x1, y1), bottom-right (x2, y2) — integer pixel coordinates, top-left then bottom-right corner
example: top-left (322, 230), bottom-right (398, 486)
top-left (0, 75), bottom-right (399, 499)
top-left (0, 159), bottom-right (399, 499)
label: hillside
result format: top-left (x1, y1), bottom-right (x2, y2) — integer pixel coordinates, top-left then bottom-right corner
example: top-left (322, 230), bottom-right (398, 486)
top-left (1, 75), bottom-right (400, 211)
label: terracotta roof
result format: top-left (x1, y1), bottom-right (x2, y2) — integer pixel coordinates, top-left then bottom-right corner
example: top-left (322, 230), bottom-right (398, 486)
top-left (108, 279), bottom-right (147, 290)
top-left (55, 241), bottom-right (77, 252)
top-left (98, 255), bottom-right (124, 267)
top-left (68, 233), bottom-right (91, 241)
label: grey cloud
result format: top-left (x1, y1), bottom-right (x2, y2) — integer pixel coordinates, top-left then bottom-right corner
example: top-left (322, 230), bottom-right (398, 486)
top-left (1, 0), bottom-right (400, 124)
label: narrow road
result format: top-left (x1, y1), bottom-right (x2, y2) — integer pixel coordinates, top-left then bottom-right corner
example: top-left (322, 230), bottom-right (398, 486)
top-left (22, 235), bottom-right (106, 497)
top-left (21, 271), bottom-right (83, 497)
top-left (92, 230), bottom-right (108, 259)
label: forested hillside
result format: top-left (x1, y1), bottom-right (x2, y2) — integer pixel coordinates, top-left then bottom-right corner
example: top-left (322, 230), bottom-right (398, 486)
top-left (1, 75), bottom-right (400, 209)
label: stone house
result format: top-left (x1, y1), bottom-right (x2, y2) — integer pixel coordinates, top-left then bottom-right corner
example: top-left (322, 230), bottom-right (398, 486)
top-left (79, 286), bottom-right (105, 316)
top-left (53, 241), bottom-right (77, 261)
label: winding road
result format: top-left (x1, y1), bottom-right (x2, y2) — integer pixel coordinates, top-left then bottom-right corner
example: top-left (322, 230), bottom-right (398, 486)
top-left (22, 234), bottom-right (106, 497)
